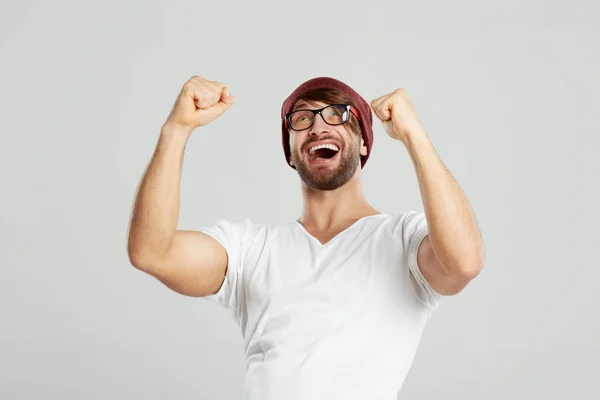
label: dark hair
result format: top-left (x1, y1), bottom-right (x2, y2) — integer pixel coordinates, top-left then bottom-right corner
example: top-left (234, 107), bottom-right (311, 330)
top-left (294, 88), bottom-right (362, 138)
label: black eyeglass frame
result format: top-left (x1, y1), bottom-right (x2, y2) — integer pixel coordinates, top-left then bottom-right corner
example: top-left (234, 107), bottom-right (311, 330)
top-left (285, 104), bottom-right (356, 131)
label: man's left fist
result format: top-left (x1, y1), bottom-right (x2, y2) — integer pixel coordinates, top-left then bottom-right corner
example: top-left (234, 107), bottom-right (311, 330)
top-left (370, 88), bottom-right (425, 144)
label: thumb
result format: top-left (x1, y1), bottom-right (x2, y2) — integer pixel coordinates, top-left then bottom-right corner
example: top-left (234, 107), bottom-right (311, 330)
top-left (371, 96), bottom-right (392, 122)
top-left (220, 87), bottom-right (235, 105)
top-left (212, 87), bottom-right (235, 114)
top-left (210, 87), bottom-right (235, 116)
top-left (193, 87), bottom-right (235, 124)
top-left (371, 100), bottom-right (391, 121)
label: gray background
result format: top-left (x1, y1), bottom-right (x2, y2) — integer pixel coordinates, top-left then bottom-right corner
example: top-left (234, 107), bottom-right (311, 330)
top-left (1, 0), bottom-right (598, 399)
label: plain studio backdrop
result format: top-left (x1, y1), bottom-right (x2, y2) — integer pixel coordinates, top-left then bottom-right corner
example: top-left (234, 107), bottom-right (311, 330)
top-left (1, 0), bottom-right (598, 399)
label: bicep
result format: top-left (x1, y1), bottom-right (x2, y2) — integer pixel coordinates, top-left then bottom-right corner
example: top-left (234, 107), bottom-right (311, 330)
top-left (416, 235), bottom-right (470, 296)
top-left (153, 230), bottom-right (228, 297)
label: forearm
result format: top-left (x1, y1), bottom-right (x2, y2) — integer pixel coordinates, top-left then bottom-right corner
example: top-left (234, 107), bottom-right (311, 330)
top-left (405, 132), bottom-right (484, 275)
top-left (127, 123), bottom-right (191, 266)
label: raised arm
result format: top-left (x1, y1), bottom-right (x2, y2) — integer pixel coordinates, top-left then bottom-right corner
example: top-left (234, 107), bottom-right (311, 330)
top-left (371, 88), bottom-right (485, 296)
top-left (127, 76), bottom-right (235, 297)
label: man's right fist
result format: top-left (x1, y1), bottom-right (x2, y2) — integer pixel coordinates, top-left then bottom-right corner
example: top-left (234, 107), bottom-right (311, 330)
top-left (165, 76), bottom-right (235, 132)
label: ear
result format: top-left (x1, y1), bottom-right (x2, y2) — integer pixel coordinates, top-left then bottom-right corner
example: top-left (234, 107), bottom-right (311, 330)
top-left (359, 137), bottom-right (368, 156)
top-left (287, 131), bottom-right (295, 166)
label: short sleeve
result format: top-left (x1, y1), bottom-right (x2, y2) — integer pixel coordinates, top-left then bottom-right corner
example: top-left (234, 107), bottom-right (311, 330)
top-left (400, 211), bottom-right (442, 309)
top-left (198, 219), bottom-right (251, 319)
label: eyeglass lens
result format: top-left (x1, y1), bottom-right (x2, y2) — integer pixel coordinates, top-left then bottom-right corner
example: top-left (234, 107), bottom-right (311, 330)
top-left (289, 105), bottom-right (349, 130)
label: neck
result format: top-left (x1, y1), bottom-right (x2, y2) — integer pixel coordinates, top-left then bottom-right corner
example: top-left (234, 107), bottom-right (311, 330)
top-left (298, 170), bottom-right (380, 230)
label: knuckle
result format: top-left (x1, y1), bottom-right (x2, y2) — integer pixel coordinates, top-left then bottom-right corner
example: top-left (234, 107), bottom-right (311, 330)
top-left (183, 80), bottom-right (196, 90)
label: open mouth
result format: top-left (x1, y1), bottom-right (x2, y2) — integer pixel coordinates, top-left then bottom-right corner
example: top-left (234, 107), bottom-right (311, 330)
top-left (308, 143), bottom-right (340, 163)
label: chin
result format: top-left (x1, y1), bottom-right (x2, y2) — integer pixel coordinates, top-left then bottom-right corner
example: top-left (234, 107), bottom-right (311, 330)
top-left (296, 158), bottom-right (359, 192)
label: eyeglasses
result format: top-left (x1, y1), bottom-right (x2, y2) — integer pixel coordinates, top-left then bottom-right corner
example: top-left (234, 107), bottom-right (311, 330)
top-left (286, 104), bottom-right (359, 131)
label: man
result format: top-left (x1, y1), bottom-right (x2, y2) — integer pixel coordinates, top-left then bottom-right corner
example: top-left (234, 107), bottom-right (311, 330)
top-left (127, 75), bottom-right (485, 399)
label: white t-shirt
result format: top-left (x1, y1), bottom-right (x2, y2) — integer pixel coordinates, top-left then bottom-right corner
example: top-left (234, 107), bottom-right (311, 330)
top-left (200, 211), bottom-right (442, 400)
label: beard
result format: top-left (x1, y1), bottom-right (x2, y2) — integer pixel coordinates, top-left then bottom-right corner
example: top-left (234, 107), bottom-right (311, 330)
top-left (290, 135), bottom-right (361, 191)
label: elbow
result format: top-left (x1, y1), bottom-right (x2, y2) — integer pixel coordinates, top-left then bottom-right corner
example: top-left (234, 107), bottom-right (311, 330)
top-left (127, 249), bottom-right (146, 271)
top-left (452, 253), bottom-right (485, 281)
top-left (459, 261), bottom-right (483, 281)
top-left (126, 229), bottom-right (174, 281)
top-left (127, 245), bottom-right (149, 271)
top-left (455, 239), bottom-right (485, 279)
top-left (127, 229), bottom-right (145, 270)
top-left (127, 240), bottom-right (161, 273)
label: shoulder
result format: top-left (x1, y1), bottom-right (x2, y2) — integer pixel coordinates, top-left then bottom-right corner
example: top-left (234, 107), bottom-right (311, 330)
top-left (200, 218), bottom-right (264, 239)
top-left (366, 212), bottom-right (429, 257)
top-left (373, 211), bottom-right (427, 233)
top-left (199, 217), bottom-right (297, 244)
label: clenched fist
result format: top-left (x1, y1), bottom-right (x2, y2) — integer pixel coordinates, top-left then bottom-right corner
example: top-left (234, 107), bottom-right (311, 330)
top-left (165, 76), bottom-right (235, 133)
top-left (370, 88), bottom-right (425, 144)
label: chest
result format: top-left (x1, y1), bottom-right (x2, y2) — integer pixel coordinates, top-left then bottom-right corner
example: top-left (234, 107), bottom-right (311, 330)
top-left (240, 229), bottom-right (412, 314)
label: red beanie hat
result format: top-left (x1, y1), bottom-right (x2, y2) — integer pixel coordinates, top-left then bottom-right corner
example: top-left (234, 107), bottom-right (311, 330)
top-left (281, 77), bottom-right (373, 169)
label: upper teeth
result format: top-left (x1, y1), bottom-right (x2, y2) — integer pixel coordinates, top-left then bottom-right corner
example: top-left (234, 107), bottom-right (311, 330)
top-left (309, 144), bottom-right (339, 155)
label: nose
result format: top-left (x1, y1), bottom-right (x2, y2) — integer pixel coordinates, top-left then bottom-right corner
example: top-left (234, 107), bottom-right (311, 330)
top-left (309, 112), bottom-right (330, 136)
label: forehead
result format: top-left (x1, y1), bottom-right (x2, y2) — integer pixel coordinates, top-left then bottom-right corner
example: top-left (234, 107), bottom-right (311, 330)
top-left (292, 100), bottom-right (328, 111)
